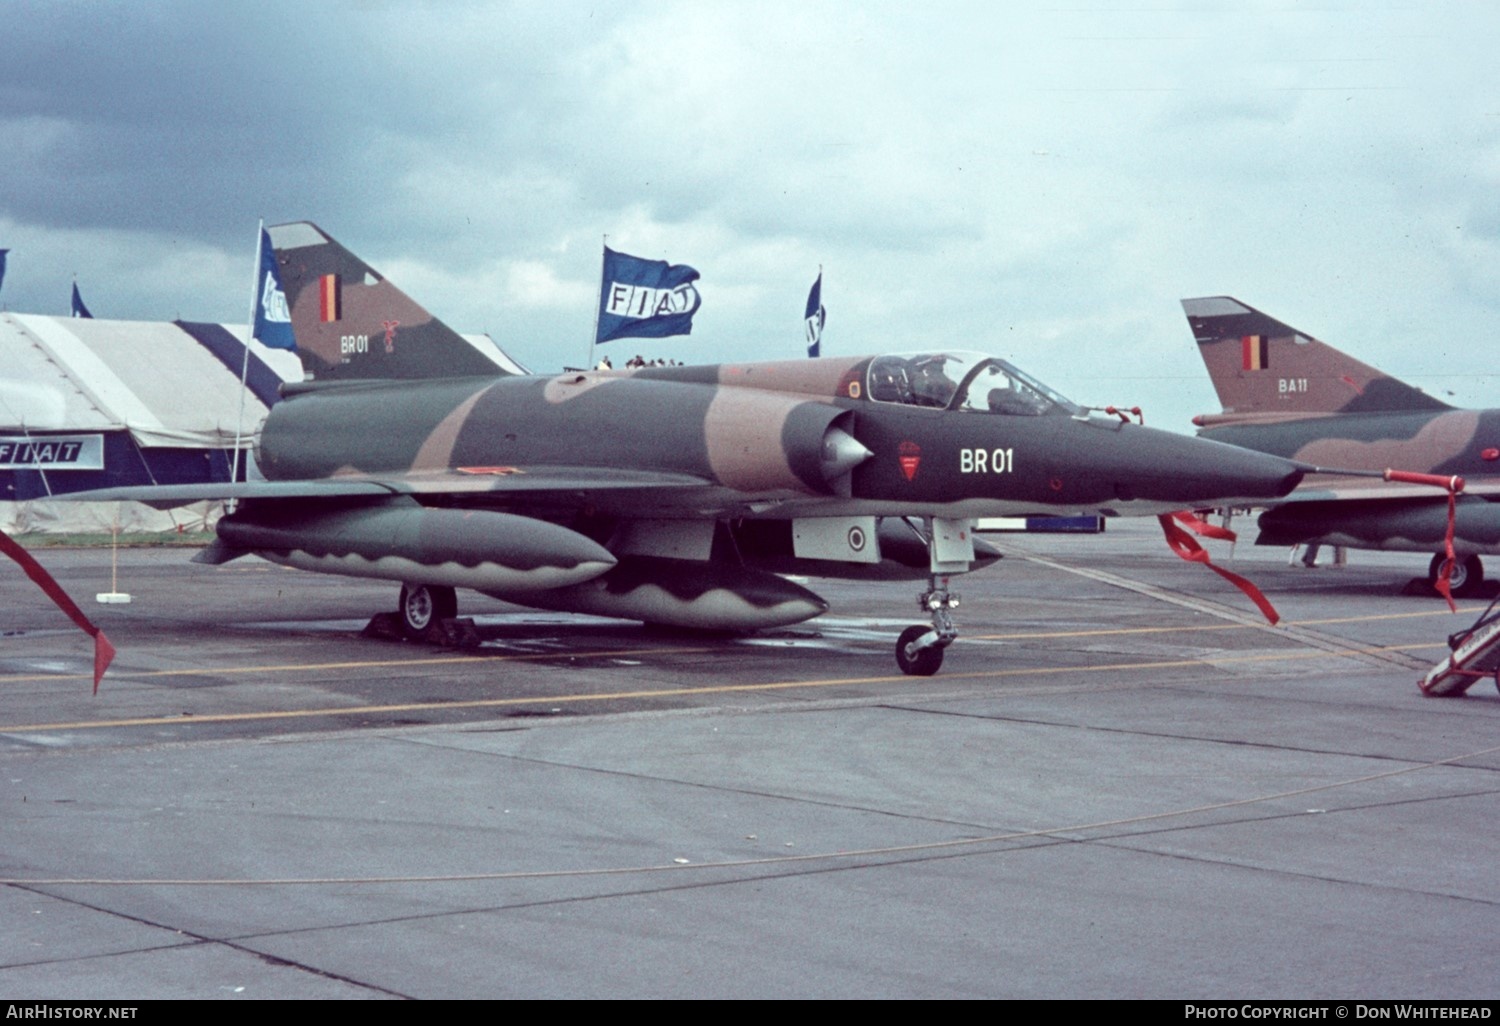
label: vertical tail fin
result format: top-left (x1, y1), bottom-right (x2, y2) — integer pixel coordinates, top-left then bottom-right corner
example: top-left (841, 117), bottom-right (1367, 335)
top-left (267, 222), bottom-right (507, 383)
top-left (1182, 296), bottom-right (1449, 416)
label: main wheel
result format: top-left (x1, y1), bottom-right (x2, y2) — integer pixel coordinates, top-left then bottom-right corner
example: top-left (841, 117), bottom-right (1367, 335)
top-left (1429, 554), bottom-right (1483, 597)
top-left (399, 584), bottom-right (457, 639)
top-left (896, 624), bottom-right (944, 676)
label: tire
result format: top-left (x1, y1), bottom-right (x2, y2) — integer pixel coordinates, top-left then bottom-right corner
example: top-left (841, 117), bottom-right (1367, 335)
top-left (1429, 554), bottom-right (1483, 597)
top-left (399, 584), bottom-right (458, 639)
top-left (896, 624), bottom-right (944, 676)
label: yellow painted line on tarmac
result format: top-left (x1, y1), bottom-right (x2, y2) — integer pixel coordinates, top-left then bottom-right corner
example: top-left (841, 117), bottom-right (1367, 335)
top-left (0, 644), bottom-right (721, 686)
top-left (970, 623), bottom-right (1244, 641)
top-left (3, 606), bottom-right (1460, 686)
top-left (0, 640), bottom-right (1452, 735)
top-left (1292, 607), bottom-right (1484, 627)
top-left (970, 604), bottom-right (1481, 642)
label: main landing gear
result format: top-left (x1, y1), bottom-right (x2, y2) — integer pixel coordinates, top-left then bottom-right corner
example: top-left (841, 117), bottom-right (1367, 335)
top-left (1429, 554), bottom-right (1484, 598)
top-left (362, 583), bottom-right (476, 646)
top-left (398, 583), bottom-right (457, 639)
top-left (896, 576), bottom-right (959, 676)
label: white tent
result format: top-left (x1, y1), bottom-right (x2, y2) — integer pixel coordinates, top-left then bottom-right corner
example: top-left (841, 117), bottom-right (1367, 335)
top-left (0, 313), bottom-right (300, 446)
top-left (0, 313), bottom-right (296, 532)
top-left (0, 313), bottom-right (524, 533)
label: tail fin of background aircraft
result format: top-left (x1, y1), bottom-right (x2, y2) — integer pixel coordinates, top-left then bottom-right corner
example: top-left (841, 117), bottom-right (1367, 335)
top-left (1182, 296), bottom-right (1450, 417)
top-left (267, 221), bottom-right (508, 383)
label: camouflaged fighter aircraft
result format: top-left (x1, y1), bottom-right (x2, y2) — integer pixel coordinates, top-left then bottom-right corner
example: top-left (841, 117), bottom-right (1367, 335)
top-left (69, 226), bottom-right (1307, 676)
top-left (1186, 296), bottom-right (1499, 594)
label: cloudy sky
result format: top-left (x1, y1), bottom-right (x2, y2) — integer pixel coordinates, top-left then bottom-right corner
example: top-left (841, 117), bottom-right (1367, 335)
top-left (3, 1), bottom-right (1498, 429)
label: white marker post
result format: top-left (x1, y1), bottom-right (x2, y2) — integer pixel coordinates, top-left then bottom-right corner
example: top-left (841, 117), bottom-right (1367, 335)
top-left (95, 503), bottom-right (132, 604)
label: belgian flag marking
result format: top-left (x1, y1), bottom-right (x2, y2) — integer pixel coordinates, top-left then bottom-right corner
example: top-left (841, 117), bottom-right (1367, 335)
top-left (1241, 334), bottom-right (1268, 371)
top-left (319, 274), bottom-right (341, 322)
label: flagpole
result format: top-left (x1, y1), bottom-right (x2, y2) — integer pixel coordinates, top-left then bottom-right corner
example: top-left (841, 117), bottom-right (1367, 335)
top-left (230, 219), bottom-right (263, 488)
top-left (588, 234), bottom-right (607, 371)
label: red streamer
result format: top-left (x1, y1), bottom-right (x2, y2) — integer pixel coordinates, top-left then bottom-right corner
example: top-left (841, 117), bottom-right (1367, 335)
top-left (0, 530), bottom-right (115, 693)
top-left (1158, 513), bottom-right (1280, 625)
top-left (1167, 510), bottom-right (1237, 543)
top-left (1383, 470), bottom-right (1464, 612)
top-left (1103, 405), bottom-right (1145, 425)
top-left (1432, 486), bottom-right (1459, 613)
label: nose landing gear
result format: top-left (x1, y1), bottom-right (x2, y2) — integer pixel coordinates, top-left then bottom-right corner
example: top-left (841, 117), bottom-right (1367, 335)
top-left (896, 576), bottom-right (959, 676)
top-left (891, 516), bottom-right (976, 676)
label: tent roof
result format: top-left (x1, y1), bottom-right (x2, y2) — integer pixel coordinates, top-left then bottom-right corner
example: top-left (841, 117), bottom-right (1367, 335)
top-left (0, 314), bottom-right (301, 448)
top-left (0, 314), bottom-right (523, 448)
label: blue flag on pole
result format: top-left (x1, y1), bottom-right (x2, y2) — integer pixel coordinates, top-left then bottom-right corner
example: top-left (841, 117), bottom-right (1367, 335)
top-left (252, 227), bottom-right (296, 350)
top-left (70, 282), bottom-right (93, 318)
top-left (804, 271), bottom-right (826, 358)
top-left (596, 246), bottom-right (701, 344)
top-left (0, 250), bottom-right (8, 299)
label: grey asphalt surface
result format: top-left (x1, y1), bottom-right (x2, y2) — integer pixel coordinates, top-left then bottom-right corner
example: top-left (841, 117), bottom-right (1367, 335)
top-left (2, 521), bottom-right (1497, 999)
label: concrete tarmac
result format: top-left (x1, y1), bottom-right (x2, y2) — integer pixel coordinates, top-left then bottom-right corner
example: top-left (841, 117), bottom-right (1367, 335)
top-left (2, 521), bottom-right (1497, 999)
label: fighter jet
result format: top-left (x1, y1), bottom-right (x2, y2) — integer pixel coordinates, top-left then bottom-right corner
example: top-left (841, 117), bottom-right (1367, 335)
top-left (66, 226), bottom-right (1305, 676)
top-left (1184, 296), bottom-right (1498, 594)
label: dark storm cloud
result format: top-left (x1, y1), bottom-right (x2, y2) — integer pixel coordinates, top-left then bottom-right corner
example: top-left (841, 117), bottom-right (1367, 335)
top-left (4, 5), bottom-right (348, 242)
top-left (0, 2), bottom-right (637, 252)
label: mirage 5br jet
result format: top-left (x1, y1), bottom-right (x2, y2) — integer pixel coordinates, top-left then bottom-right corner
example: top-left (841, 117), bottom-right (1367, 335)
top-left (1185, 296), bottom-right (1500, 594)
top-left (71, 226), bottom-right (1306, 675)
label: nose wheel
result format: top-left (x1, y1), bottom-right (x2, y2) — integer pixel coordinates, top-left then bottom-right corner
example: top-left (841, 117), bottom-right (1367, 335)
top-left (896, 578), bottom-right (958, 676)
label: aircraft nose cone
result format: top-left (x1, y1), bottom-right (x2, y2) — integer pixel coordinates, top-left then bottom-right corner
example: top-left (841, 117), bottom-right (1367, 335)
top-left (1166, 432), bottom-right (1303, 501)
top-left (1106, 425), bottom-right (1303, 505)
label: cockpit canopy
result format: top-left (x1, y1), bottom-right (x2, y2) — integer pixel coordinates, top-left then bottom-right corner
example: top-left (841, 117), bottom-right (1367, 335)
top-left (866, 351), bottom-right (1080, 416)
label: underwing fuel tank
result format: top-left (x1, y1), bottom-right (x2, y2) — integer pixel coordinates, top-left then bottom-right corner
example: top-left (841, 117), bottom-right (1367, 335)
top-left (505, 555), bottom-right (829, 630)
top-left (216, 503), bottom-right (616, 592)
top-left (1257, 495), bottom-right (1500, 554)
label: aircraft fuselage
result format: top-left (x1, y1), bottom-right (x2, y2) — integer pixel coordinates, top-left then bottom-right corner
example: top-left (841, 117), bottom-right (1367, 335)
top-left (1201, 408), bottom-right (1500, 481)
top-left (257, 357), bottom-right (1301, 522)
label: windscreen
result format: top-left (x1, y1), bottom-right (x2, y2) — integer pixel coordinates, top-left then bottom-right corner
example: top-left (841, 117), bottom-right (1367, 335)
top-left (866, 352), bottom-right (1078, 416)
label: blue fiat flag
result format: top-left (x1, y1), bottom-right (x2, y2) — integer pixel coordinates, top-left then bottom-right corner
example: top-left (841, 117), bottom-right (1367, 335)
top-left (595, 246), bottom-right (701, 344)
top-left (804, 271), bottom-right (825, 358)
top-left (70, 282), bottom-right (93, 318)
top-left (252, 227), bottom-right (296, 350)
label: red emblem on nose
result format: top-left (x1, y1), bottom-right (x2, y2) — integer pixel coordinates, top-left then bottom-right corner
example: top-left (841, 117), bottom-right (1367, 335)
top-left (897, 440), bottom-right (922, 481)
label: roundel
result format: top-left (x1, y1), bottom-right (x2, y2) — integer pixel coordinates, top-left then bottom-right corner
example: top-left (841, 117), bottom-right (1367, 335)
top-left (847, 526), bottom-right (867, 552)
top-left (848, 381), bottom-right (862, 399)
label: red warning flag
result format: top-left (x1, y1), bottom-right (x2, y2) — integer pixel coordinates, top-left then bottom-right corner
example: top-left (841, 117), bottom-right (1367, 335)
top-left (0, 530), bottom-right (115, 693)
